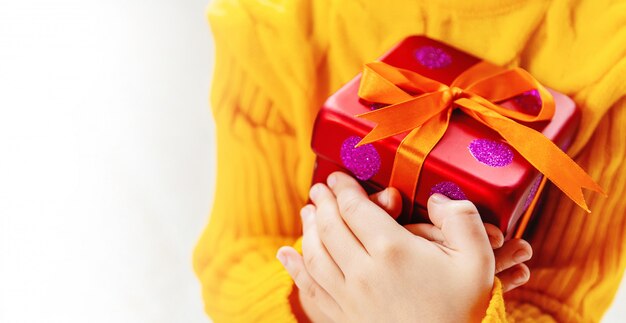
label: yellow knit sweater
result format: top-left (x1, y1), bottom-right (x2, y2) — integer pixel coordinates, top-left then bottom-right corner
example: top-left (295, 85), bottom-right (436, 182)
top-left (193, 0), bottom-right (626, 322)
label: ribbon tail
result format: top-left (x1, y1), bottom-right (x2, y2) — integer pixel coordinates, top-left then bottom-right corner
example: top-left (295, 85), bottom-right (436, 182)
top-left (389, 109), bottom-right (452, 221)
top-left (483, 116), bottom-right (606, 213)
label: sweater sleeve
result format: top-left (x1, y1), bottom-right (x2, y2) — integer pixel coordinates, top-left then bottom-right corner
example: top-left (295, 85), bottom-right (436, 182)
top-left (501, 98), bottom-right (626, 323)
top-left (480, 102), bottom-right (626, 323)
top-left (475, 75), bottom-right (626, 323)
top-left (191, 53), bottom-right (302, 321)
top-left (501, 3), bottom-right (626, 320)
top-left (192, 1), bottom-right (320, 322)
top-left (481, 100), bottom-right (626, 323)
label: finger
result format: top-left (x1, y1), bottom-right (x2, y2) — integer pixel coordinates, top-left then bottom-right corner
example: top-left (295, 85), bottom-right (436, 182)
top-left (300, 204), bottom-right (346, 294)
top-left (308, 184), bottom-right (368, 270)
top-left (426, 193), bottom-right (491, 254)
top-left (326, 172), bottom-right (405, 250)
top-left (484, 223), bottom-right (504, 249)
top-left (497, 263), bottom-right (530, 293)
top-left (276, 246), bottom-right (343, 314)
top-left (404, 223), bottom-right (445, 244)
top-left (494, 238), bottom-right (532, 274)
top-left (369, 187), bottom-right (403, 219)
top-left (405, 221), bottom-right (503, 249)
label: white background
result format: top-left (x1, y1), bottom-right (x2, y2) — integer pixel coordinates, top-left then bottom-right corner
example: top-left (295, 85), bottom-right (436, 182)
top-left (0, 0), bottom-right (213, 322)
top-left (0, 1), bottom-right (624, 322)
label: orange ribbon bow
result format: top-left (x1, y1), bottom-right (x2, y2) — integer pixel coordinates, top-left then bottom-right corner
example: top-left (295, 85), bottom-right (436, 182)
top-left (356, 61), bottom-right (605, 214)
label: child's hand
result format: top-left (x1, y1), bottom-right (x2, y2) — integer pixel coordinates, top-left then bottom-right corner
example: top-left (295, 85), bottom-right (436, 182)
top-left (278, 172), bottom-right (495, 322)
top-left (369, 186), bottom-right (532, 293)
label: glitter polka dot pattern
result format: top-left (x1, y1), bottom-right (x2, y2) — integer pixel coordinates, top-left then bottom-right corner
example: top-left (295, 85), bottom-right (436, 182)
top-left (514, 89), bottom-right (542, 114)
top-left (429, 181), bottom-right (467, 200)
top-left (468, 138), bottom-right (514, 167)
top-left (523, 176), bottom-right (543, 212)
top-left (414, 46), bottom-right (452, 69)
top-left (340, 136), bottom-right (381, 181)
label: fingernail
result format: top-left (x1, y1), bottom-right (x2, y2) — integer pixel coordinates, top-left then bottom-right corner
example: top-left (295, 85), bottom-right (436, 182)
top-left (430, 193), bottom-right (450, 204)
top-left (300, 206), bottom-right (312, 221)
top-left (489, 234), bottom-right (504, 248)
top-left (513, 249), bottom-right (531, 263)
top-left (276, 251), bottom-right (289, 267)
top-left (382, 189), bottom-right (390, 206)
top-left (309, 184), bottom-right (320, 200)
top-left (514, 267), bottom-right (528, 284)
top-left (327, 174), bottom-right (337, 188)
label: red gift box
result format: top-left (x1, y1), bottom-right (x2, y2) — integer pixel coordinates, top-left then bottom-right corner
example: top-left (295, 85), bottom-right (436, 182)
top-left (310, 35), bottom-right (581, 239)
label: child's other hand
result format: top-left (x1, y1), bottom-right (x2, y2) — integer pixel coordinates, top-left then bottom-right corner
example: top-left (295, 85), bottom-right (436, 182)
top-left (278, 172), bottom-right (495, 322)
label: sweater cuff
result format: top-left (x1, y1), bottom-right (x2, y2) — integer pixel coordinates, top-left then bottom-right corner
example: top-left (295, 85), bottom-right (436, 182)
top-left (195, 237), bottom-right (302, 322)
top-left (482, 277), bottom-right (507, 322)
top-left (260, 260), bottom-right (301, 322)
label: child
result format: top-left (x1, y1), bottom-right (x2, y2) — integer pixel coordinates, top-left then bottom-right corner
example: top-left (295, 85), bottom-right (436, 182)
top-left (193, 0), bottom-right (626, 321)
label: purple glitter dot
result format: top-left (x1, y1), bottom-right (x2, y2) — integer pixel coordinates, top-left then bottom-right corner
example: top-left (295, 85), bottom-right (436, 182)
top-left (523, 176), bottom-right (543, 211)
top-left (369, 102), bottom-right (387, 110)
top-left (414, 46), bottom-right (452, 69)
top-left (340, 136), bottom-right (381, 181)
top-left (468, 138), bottom-right (514, 167)
top-left (514, 89), bottom-right (542, 114)
top-left (430, 181), bottom-right (467, 200)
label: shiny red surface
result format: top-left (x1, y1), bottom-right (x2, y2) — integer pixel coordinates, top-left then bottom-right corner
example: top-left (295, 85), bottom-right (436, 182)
top-left (310, 36), bottom-right (580, 236)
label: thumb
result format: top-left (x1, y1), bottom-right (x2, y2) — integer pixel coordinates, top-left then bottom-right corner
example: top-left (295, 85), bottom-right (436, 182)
top-left (427, 194), bottom-right (491, 254)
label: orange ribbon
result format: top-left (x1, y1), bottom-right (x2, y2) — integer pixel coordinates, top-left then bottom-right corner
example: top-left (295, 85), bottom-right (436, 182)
top-left (355, 61), bottom-right (605, 215)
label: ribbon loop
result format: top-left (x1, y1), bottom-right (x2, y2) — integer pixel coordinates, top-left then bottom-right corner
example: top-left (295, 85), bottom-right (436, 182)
top-left (356, 60), bottom-right (604, 214)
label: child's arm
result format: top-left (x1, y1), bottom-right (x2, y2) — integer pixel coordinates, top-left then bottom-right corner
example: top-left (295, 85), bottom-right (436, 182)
top-left (192, 1), bottom-right (324, 321)
top-left (191, 92), bottom-right (303, 322)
